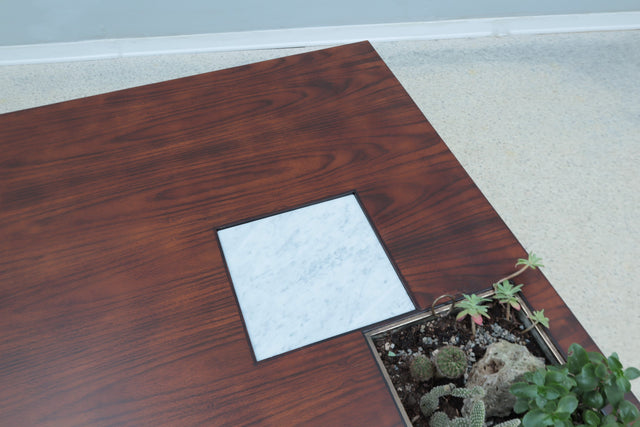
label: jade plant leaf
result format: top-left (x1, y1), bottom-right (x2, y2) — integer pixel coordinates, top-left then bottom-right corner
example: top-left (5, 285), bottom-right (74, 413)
top-left (595, 363), bottom-right (609, 380)
top-left (513, 398), bottom-right (531, 413)
top-left (575, 365), bottom-right (599, 391)
top-left (625, 367), bottom-right (640, 380)
top-left (617, 400), bottom-right (640, 424)
top-left (615, 375), bottom-right (631, 394)
top-left (556, 394), bottom-right (578, 415)
top-left (582, 390), bottom-right (604, 409)
top-left (582, 409), bottom-right (602, 425)
top-left (604, 383), bottom-right (624, 407)
top-left (567, 343), bottom-right (589, 375)
top-left (522, 409), bottom-right (552, 427)
top-left (607, 353), bottom-right (623, 371)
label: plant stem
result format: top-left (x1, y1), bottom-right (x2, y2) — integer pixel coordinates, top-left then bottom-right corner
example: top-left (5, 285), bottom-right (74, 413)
top-left (521, 321), bottom-right (537, 334)
top-left (495, 265), bottom-right (528, 286)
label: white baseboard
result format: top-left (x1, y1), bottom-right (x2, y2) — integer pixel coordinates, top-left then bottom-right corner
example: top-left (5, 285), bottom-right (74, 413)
top-left (1, 11), bottom-right (639, 65)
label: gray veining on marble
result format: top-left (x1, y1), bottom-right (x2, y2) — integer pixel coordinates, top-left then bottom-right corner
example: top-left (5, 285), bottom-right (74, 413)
top-left (218, 194), bottom-right (415, 361)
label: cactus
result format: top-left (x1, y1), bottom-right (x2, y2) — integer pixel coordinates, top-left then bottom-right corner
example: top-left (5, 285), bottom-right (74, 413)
top-left (433, 346), bottom-right (467, 379)
top-left (420, 384), bottom-right (481, 418)
top-left (467, 399), bottom-right (486, 426)
top-left (450, 385), bottom-right (484, 399)
top-left (430, 400), bottom-right (520, 427)
top-left (429, 412), bottom-right (451, 426)
top-left (421, 384), bottom-right (520, 427)
top-left (409, 354), bottom-right (434, 382)
top-left (419, 383), bottom-right (455, 417)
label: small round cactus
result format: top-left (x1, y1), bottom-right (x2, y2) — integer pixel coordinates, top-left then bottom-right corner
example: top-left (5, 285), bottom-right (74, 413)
top-left (433, 346), bottom-right (467, 379)
top-left (410, 354), bottom-right (435, 382)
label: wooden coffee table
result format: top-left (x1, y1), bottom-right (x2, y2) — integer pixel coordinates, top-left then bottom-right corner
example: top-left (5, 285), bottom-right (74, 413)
top-left (0, 41), bottom-right (623, 425)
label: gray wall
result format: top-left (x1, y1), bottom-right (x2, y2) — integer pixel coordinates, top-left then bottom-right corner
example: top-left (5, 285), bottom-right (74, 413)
top-left (2, 0), bottom-right (639, 46)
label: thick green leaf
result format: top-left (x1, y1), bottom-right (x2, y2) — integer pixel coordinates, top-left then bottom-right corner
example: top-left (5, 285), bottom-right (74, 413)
top-left (547, 366), bottom-right (575, 389)
top-left (548, 384), bottom-right (571, 396)
top-left (556, 395), bottom-right (578, 414)
top-left (552, 419), bottom-right (572, 427)
top-left (582, 409), bottom-right (602, 426)
top-left (540, 386), bottom-right (561, 401)
top-left (588, 351), bottom-right (606, 364)
top-left (595, 362), bottom-right (609, 380)
top-left (523, 410), bottom-right (553, 427)
top-left (602, 414), bottom-right (619, 424)
top-left (576, 365), bottom-right (599, 391)
top-left (530, 369), bottom-right (546, 386)
top-left (624, 367), bottom-right (640, 380)
top-left (511, 383), bottom-right (540, 399)
top-left (617, 400), bottom-right (640, 424)
top-left (546, 368), bottom-right (569, 384)
top-left (615, 375), bottom-right (631, 393)
top-left (533, 396), bottom-right (547, 409)
top-left (607, 353), bottom-right (623, 371)
top-left (582, 390), bottom-right (604, 410)
top-left (567, 343), bottom-right (589, 374)
top-left (513, 398), bottom-right (530, 414)
top-left (604, 383), bottom-right (625, 407)
top-left (542, 399), bottom-right (555, 412)
top-left (598, 414), bottom-right (623, 427)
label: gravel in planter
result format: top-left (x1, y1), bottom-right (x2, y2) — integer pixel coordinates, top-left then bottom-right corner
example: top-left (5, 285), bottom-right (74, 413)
top-left (370, 295), bottom-right (557, 426)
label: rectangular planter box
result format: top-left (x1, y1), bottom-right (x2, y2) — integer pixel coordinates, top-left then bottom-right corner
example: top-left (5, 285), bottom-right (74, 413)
top-left (364, 289), bottom-right (565, 426)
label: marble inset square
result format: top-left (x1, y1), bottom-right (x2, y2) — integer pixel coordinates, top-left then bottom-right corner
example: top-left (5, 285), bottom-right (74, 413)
top-left (218, 194), bottom-right (414, 361)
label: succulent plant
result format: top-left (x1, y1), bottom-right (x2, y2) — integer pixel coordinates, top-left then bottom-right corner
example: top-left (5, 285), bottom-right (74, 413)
top-left (521, 309), bottom-right (550, 334)
top-left (420, 383), bottom-right (456, 417)
top-left (455, 294), bottom-right (491, 336)
top-left (434, 346), bottom-right (467, 379)
top-left (511, 343), bottom-right (640, 426)
top-left (516, 252), bottom-right (544, 270)
top-left (421, 384), bottom-right (520, 427)
top-left (430, 400), bottom-right (521, 427)
top-left (496, 251), bottom-right (544, 285)
top-left (410, 354), bottom-right (435, 382)
top-left (431, 398), bottom-right (487, 427)
top-left (493, 280), bottom-right (523, 321)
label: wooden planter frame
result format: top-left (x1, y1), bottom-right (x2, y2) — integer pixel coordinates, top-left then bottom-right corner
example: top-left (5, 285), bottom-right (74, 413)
top-left (365, 289), bottom-right (565, 425)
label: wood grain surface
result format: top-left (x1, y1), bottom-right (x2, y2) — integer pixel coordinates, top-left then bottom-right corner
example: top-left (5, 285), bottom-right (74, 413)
top-left (0, 41), bottom-right (624, 426)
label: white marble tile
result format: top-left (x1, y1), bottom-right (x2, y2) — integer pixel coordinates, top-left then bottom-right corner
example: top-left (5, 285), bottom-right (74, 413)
top-left (218, 194), bottom-right (415, 361)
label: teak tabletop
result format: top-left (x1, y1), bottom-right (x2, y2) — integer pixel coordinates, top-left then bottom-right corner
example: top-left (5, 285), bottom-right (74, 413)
top-left (0, 42), bottom-right (617, 425)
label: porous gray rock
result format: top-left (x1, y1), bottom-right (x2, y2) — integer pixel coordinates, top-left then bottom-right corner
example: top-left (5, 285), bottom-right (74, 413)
top-left (463, 340), bottom-right (545, 417)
